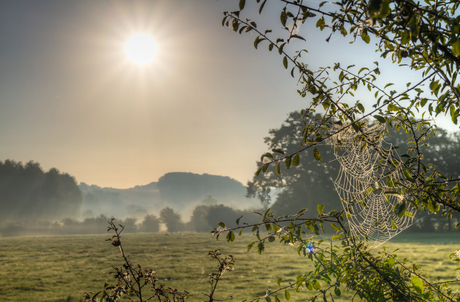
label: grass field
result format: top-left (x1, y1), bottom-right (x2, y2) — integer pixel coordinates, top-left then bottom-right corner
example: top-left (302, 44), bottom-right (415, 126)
top-left (0, 231), bottom-right (459, 302)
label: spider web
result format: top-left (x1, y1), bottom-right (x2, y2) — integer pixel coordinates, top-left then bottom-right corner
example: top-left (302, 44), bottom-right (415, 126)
top-left (329, 122), bottom-right (417, 248)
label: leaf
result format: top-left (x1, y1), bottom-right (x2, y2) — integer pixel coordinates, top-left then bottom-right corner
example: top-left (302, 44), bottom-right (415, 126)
top-left (427, 199), bottom-right (439, 213)
top-left (396, 201), bottom-right (406, 218)
top-left (272, 148), bottom-right (284, 155)
top-left (357, 103), bottom-right (365, 113)
top-left (334, 287), bottom-right (341, 297)
top-left (236, 215), bottom-right (243, 226)
top-left (330, 223), bottom-right (340, 231)
top-left (247, 241), bottom-right (256, 252)
top-left (218, 221), bottom-right (226, 228)
top-left (257, 242), bottom-right (265, 254)
top-left (316, 16), bottom-right (325, 30)
top-left (292, 153), bottom-right (300, 166)
top-left (276, 162), bottom-right (281, 175)
top-left (239, 0), bottom-right (246, 10)
top-left (411, 275), bottom-right (424, 294)
top-left (285, 289), bottom-right (290, 300)
top-left (283, 56), bottom-right (288, 69)
top-left (313, 280), bottom-right (321, 290)
top-left (403, 169), bottom-right (415, 182)
top-left (226, 230), bottom-right (235, 242)
top-left (259, 0), bottom-right (267, 14)
top-left (373, 115), bottom-right (385, 123)
top-left (285, 156), bottom-right (292, 169)
top-left (277, 277), bottom-right (282, 287)
top-left (274, 296), bottom-right (280, 302)
top-left (453, 39), bottom-right (460, 56)
top-left (313, 147), bottom-right (322, 161)
top-left (391, 219), bottom-right (397, 230)
top-left (361, 31), bottom-right (370, 44)
top-left (290, 34), bottom-right (306, 41)
top-left (317, 204), bottom-right (324, 215)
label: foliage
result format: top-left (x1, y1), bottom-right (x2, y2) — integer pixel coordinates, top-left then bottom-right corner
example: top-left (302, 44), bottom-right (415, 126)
top-left (84, 219), bottom-right (234, 302)
top-left (160, 207), bottom-right (184, 233)
top-left (139, 215), bottom-right (160, 233)
top-left (248, 111), bottom-right (460, 231)
top-left (0, 160), bottom-right (82, 221)
top-left (213, 0), bottom-right (460, 301)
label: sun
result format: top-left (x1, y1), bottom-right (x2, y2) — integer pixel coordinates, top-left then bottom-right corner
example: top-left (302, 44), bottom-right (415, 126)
top-left (125, 34), bottom-right (158, 64)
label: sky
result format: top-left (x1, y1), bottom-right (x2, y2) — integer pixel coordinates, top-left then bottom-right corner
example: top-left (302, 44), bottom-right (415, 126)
top-left (1, 0), bottom-right (458, 189)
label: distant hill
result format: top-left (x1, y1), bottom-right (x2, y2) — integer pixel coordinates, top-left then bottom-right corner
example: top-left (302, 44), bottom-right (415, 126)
top-left (79, 172), bottom-right (258, 221)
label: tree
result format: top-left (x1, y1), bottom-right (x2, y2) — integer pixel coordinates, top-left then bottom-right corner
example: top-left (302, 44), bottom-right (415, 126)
top-left (159, 207), bottom-right (184, 232)
top-left (213, 1), bottom-right (460, 301)
top-left (139, 214), bottom-right (160, 233)
top-left (249, 111), bottom-right (460, 231)
top-left (247, 111), bottom-right (341, 216)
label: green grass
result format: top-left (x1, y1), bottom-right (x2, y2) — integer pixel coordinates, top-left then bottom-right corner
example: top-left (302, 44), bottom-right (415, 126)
top-left (0, 232), bottom-right (459, 301)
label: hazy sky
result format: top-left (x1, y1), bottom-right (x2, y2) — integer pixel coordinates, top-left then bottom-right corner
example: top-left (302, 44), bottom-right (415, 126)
top-left (1, 1), bottom-right (457, 188)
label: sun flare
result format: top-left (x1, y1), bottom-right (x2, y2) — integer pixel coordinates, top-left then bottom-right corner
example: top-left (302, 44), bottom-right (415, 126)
top-left (125, 34), bottom-right (158, 64)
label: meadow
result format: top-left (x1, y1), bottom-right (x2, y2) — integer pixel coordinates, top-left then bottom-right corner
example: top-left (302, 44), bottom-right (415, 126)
top-left (0, 231), bottom-right (458, 302)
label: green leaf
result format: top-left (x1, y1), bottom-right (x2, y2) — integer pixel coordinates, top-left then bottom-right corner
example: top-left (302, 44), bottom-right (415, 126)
top-left (313, 147), bottom-right (322, 161)
top-left (401, 30), bottom-right (410, 44)
top-left (357, 103), bottom-right (365, 113)
top-left (317, 204), bottom-right (324, 215)
top-left (247, 241), bottom-right (256, 252)
top-left (334, 287), bottom-right (341, 297)
top-left (239, 0), bottom-right (246, 10)
top-left (226, 230), bottom-right (235, 242)
top-left (276, 162), bottom-right (281, 176)
top-left (274, 296), bottom-right (280, 302)
top-left (411, 275), bottom-right (424, 294)
top-left (285, 156), bottom-right (292, 169)
top-left (218, 221), bottom-right (226, 228)
top-left (272, 148), bottom-right (284, 155)
top-left (313, 280), bottom-right (321, 290)
top-left (277, 277), bottom-right (282, 287)
top-left (330, 223), bottom-right (340, 231)
top-left (285, 289), bottom-right (290, 300)
top-left (255, 167), bottom-right (262, 176)
top-left (292, 153), bottom-right (300, 166)
top-left (290, 34), bottom-right (306, 41)
top-left (403, 169), bottom-right (415, 182)
top-left (453, 39), bottom-right (460, 56)
top-left (257, 242), bottom-right (265, 254)
top-left (361, 31), bottom-right (370, 44)
top-left (283, 56), bottom-right (288, 69)
top-left (316, 16), bottom-right (325, 30)
top-left (427, 199), bottom-right (439, 213)
top-left (236, 215), bottom-right (243, 226)
top-left (396, 201), bottom-right (406, 218)
top-left (391, 219), bottom-right (397, 230)
top-left (374, 115), bottom-right (385, 123)
top-left (259, 0), bottom-right (267, 14)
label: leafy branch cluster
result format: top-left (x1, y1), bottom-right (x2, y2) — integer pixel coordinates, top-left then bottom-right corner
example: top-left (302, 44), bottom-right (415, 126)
top-left (213, 204), bottom-right (460, 302)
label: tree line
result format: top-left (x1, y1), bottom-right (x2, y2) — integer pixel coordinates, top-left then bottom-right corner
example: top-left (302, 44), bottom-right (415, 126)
top-left (0, 160), bottom-right (82, 221)
top-left (0, 202), bottom-right (262, 237)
